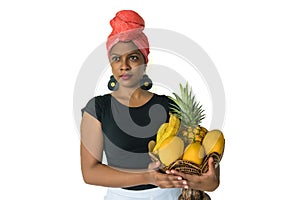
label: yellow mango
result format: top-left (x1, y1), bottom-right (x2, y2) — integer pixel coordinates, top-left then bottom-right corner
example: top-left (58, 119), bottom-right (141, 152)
top-left (182, 142), bottom-right (205, 165)
top-left (202, 129), bottom-right (225, 156)
top-left (158, 136), bottom-right (184, 166)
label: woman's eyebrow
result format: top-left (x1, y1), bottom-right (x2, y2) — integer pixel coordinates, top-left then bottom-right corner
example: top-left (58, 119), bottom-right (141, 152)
top-left (128, 50), bottom-right (140, 54)
top-left (110, 50), bottom-right (141, 56)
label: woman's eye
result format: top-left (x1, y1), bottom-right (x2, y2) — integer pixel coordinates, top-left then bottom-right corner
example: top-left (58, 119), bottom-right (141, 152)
top-left (129, 55), bottom-right (139, 61)
top-left (111, 56), bottom-right (120, 62)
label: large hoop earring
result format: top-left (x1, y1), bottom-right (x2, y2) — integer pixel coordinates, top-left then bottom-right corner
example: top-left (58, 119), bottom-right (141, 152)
top-left (140, 74), bottom-right (153, 90)
top-left (107, 75), bottom-right (119, 91)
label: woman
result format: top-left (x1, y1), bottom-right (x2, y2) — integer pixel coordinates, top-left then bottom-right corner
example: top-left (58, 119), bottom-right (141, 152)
top-left (80, 10), bottom-right (220, 200)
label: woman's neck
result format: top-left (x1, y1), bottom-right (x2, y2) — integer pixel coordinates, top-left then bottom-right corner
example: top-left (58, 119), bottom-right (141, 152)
top-left (111, 87), bottom-right (153, 107)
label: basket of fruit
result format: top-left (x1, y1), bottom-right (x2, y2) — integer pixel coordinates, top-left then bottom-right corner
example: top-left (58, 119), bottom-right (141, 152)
top-left (148, 83), bottom-right (225, 200)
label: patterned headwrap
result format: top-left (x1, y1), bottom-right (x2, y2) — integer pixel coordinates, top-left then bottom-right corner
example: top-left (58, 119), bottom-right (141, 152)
top-left (106, 10), bottom-right (150, 63)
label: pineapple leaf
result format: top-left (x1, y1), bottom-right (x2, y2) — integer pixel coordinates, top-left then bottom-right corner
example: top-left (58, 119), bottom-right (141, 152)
top-left (168, 82), bottom-right (205, 127)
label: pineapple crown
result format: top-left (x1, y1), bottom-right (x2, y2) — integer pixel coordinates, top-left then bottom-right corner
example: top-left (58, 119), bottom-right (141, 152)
top-left (169, 83), bottom-right (205, 128)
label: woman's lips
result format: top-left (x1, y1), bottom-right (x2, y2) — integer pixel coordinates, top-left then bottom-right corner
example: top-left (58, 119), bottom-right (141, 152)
top-left (120, 74), bottom-right (132, 80)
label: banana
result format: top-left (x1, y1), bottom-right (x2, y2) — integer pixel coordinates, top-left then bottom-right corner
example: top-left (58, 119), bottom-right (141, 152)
top-left (168, 113), bottom-right (180, 131)
top-left (153, 123), bottom-right (169, 152)
top-left (148, 140), bottom-right (156, 152)
top-left (153, 114), bottom-right (181, 152)
top-left (163, 113), bottom-right (180, 138)
top-left (155, 123), bottom-right (169, 145)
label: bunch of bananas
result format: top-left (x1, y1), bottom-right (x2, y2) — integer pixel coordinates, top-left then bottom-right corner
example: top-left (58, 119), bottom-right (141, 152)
top-left (152, 113), bottom-right (181, 153)
top-left (149, 113), bottom-right (184, 166)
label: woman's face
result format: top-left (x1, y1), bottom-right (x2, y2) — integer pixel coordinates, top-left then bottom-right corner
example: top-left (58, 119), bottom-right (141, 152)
top-left (109, 41), bottom-right (146, 89)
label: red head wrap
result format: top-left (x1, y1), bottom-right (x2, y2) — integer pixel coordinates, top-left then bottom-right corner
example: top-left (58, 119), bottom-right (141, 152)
top-left (106, 10), bottom-right (150, 63)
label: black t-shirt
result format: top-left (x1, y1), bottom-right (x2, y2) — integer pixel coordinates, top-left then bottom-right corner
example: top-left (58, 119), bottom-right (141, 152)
top-left (81, 93), bottom-right (175, 190)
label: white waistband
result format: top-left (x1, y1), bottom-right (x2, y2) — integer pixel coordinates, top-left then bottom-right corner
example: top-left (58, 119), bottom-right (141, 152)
top-left (105, 187), bottom-right (181, 200)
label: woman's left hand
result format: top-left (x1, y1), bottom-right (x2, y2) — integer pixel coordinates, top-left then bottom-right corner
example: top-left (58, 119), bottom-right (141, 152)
top-left (170, 157), bottom-right (220, 192)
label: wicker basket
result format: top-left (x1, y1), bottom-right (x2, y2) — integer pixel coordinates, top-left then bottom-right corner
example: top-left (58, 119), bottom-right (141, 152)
top-left (163, 152), bottom-right (221, 200)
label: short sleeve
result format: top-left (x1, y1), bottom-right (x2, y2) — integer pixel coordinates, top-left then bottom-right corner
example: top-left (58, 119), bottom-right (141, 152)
top-left (81, 97), bottom-right (101, 122)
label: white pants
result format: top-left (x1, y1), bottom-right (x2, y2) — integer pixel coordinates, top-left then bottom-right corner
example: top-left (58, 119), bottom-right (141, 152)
top-left (104, 187), bottom-right (181, 200)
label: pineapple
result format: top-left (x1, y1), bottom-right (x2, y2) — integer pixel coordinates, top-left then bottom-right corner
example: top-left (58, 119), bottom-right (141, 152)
top-left (169, 83), bottom-right (207, 145)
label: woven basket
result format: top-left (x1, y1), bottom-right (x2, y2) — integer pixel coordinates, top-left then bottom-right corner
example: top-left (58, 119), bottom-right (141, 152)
top-left (163, 153), bottom-right (221, 200)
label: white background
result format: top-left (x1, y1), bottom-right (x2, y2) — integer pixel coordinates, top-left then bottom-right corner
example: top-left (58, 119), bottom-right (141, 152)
top-left (1, 0), bottom-right (299, 199)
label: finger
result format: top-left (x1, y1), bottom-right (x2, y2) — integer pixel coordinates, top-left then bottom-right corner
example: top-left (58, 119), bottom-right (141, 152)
top-left (159, 173), bottom-right (188, 187)
top-left (159, 179), bottom-right (188, 188)
top-left (204, 157), bottom-right (215, 175)
top-left (169, 170), bottom-right (186, 178)
top-left (148, 161), bottom-right (161, 170)
top-left (163, 172), bottom-right (184, 181)
top-left (155, 175), bottom-right (185, 188)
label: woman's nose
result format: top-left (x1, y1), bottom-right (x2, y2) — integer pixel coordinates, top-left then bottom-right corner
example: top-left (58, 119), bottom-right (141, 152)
top-left (120, 58), bottom-right (130, 71)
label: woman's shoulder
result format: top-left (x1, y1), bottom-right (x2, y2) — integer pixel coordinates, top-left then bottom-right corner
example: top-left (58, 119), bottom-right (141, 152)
top-left (153, 93), bottom-right (170, 100)
top-left (81, 93), bottom-right (112, 120)
top-left (151, 93), bottom-right (176, 106)
top-left (153, 93), bottom-right (178, 110)
top-left (153, 93), bottom-right (174, 102)
top-left (84, 93), bottom-right (112, 109)
top-left (93, 93), bottom-right (111, 101)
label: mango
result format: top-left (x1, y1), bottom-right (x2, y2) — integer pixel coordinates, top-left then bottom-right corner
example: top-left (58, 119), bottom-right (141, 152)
top-left (182, 141), bottom-right (205, 165)
top-left (202, 129), bottom-right (225, 156)
top-left (158, 136), bottom-right (184, 166)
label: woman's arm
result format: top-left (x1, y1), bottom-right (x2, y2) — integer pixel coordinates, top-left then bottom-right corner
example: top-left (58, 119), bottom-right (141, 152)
top-left (80, 112), bottom-right (187, 188)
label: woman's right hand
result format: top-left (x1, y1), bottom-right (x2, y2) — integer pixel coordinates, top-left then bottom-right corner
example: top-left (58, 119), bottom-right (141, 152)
top-left (147, 160), bottom-right (188, 188)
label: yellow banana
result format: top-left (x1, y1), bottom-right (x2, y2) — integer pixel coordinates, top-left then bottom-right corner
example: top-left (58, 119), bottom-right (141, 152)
top-left (155, 123), bottom-right (169, 144)
top-left (153, 114), bottom-right (181, 152)
top-left (168, 113), bottom-right (180, 131)
top-left (148, 140), bottom-right (156, 152)
top-left (153, 123), bottom-right (169, 152)
top-left (159, 114), bottom-right (180, 143)
top-left (162, 114), bottom-right (180, 138)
